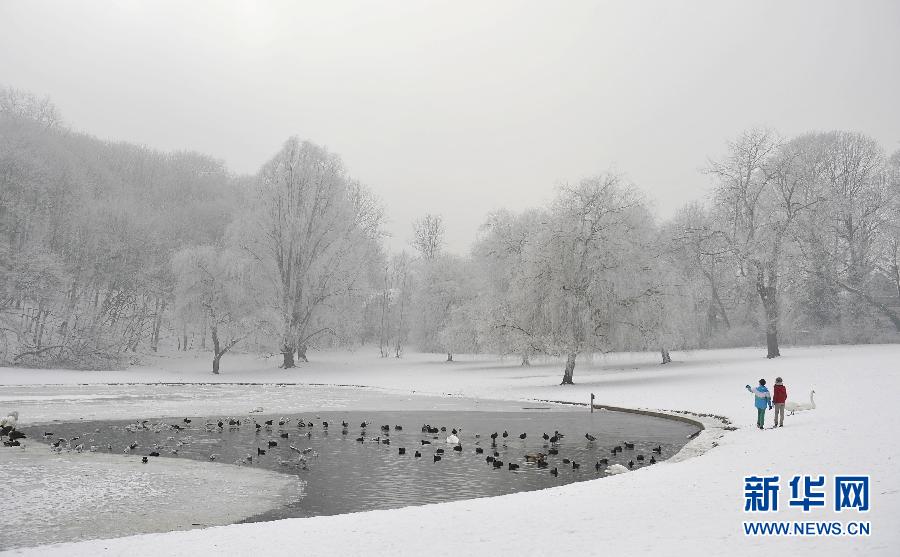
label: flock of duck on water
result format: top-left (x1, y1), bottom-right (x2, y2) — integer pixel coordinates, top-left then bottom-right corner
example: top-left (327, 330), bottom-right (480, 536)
top-left (9, 410), bottom-right (666, 475)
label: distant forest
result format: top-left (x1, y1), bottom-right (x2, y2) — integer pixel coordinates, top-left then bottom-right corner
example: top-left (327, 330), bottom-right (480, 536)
top-left (2, 87), bottom-right (899, 381)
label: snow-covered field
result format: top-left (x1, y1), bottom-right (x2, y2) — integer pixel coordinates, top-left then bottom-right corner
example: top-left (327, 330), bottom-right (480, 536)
top-left (1, 344), bottom-right (897, 556)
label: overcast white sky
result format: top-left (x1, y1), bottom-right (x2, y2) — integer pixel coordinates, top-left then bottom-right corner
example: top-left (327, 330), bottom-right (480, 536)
top-left (1, 0), bottom-right (898, 253)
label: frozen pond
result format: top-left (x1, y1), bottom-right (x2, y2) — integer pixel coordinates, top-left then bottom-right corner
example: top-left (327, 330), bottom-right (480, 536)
top-left (20, 408), bottom-right (696, 521)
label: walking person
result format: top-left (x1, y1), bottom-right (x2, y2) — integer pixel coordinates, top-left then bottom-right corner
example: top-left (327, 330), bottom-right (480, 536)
top-left (771, 377), bottom-right (787, 428)
top-left (745, 379), bottom-right (772, 430)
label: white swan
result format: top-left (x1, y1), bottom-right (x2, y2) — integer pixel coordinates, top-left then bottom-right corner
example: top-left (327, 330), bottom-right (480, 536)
top-left (0, 411), bottom-right (18, 429)
top-left (605, 464), bottom-right (630, 475)
top-left (785, 389), bottom-right (816, 415)
top-left (446, 434), bottom-right (459, 444)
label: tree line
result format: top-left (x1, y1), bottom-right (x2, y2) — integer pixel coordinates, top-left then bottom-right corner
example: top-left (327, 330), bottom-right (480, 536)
top-left (1, 87), bottom-right (898, 382)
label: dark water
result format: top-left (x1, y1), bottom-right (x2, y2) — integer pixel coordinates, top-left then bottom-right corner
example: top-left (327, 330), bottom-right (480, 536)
top-left (22, 409), bottom-right (697, 520)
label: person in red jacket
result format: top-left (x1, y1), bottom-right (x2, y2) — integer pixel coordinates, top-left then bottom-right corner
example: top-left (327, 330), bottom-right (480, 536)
top-left (772, 377), bottom-right (787, 427)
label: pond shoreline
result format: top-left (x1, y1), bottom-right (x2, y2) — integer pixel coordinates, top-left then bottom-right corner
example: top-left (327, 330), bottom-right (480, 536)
top-left (3, 381), bottom-right (717, 551)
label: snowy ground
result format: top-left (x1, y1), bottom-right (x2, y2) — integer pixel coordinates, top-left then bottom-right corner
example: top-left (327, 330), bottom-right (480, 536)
top-left (0, 344), bottom-right (897, 556)
top-left (0, 448), bottom-right (300, 551)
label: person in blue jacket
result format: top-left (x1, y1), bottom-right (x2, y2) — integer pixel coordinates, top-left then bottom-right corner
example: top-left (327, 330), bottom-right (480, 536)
top-left (745, 379), bottom-right (773, 430)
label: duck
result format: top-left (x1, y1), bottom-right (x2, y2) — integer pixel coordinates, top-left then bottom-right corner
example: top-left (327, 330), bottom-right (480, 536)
top-left (356, 437), bottom-right (364, 442)
top-left (524, 452), bottom-right (546, 463)
top-left (141, 456), bottom-right (148, 463)
top-left (475, 447), bottom-right (484, 454)
top-left (395, 425), bottom-right (403, 431)
top-left (398, 447), bottom-right (406, 455)
top-left (280, 432), bottom-right (289, 439)
top-left (486, 456), bottom-right (494, 463)
top-left (649, 456), bottom-right (657, 464)
top-left (381, 438), bottom-right (390, 445)
top-left (508, 463), bottom-right (520, 471)
top-left (183, 418), bottom-right (191, 424)
top-left (785, 389), bottom-right (816, 414)
top-left (433, 455), bottom-right (442, 463)
top-left (572, 461), bottom-right (580, 470)
top-left (542, 433), bottom-right (550, 441)
top-left (148, 451), bottom-right (160, 457)
top-left (435, 448), bottom-right (445, 454)
top-left (490, 432), bottom-right (499, 440)
top-left (453, 445), bottom-right (462, 452)
top-left (502, 431), bottom-right (509, 438)
top-left (518, 433), bottom-right (527, 440)
top-left (585, 433), bottom-right (596, 442)
top-left (421, 440), bottom-right (431, 446)
top-left (627, 460), bottom-right (634, 469)
top-left (342, 421), bottom-right (349, 428)
top-left (323, 422), bottom-right (329, 428)
top-left (623, 442), bottom-right (635, 450)
top-left (652, 445), bottom-right (662, 454)
top-left (605, 463), bottom-right (629, 475)
top-left (562, 458), bottom-right (571, 464)
top-left (264, 419), bottom-right (273, 426)
top-left (548, 448), bottom-right (559, 455)
top-left (493, 459), bottom-right (504, 468)
top-left (257, 447), bottom-right (266, 456)
top-left (636, 454), bottom-right (645, 461)
top-left (268, 440), bottom-right (278, 447)
top-left (414, 451), bottom-right (422, 458)
top-left (549, 435), bottom-right (559, 443)
top-left (550, 467), bottom-right (559, 477)
top-left (537, 459), bottom-right (549, 469)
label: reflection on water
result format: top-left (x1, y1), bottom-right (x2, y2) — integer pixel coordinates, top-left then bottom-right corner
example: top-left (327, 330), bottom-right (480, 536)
top-left (23, 409), bottom-right (696, 521)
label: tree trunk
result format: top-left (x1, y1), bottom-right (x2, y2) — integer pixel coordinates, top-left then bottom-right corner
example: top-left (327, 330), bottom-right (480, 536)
top-left (561, 352), bottom-right (577, 385)
top-left (757, 267), bottom-right (780, 359)
top-left (150, 299), bottom-right (165, 352)
top-left (296, 344), bottom-right (308, 363)
top-left (210, 320), bottom-right (221, 374)
top-left (521, 351), bottom-right (531, 366)
top-left (446, 352), bottom-right (453, 362)
top-left (281, 347), bottom-right (295, 368)
top-left (660, 348), bottom-right (671, 364)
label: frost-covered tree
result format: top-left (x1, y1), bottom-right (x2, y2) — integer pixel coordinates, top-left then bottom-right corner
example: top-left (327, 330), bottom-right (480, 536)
top-left (234, 137), bottom-right (383, 368)
top-left (523, 175), bottom-right (656, 384)
top-left (797, 133), bottom-right (899, 332)
top-left (411, 214), bottom-right (444, 261)
top-left (708, 130), bottom-right (823, 358)
top-left (172, 246), bottom-right (262, 374)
